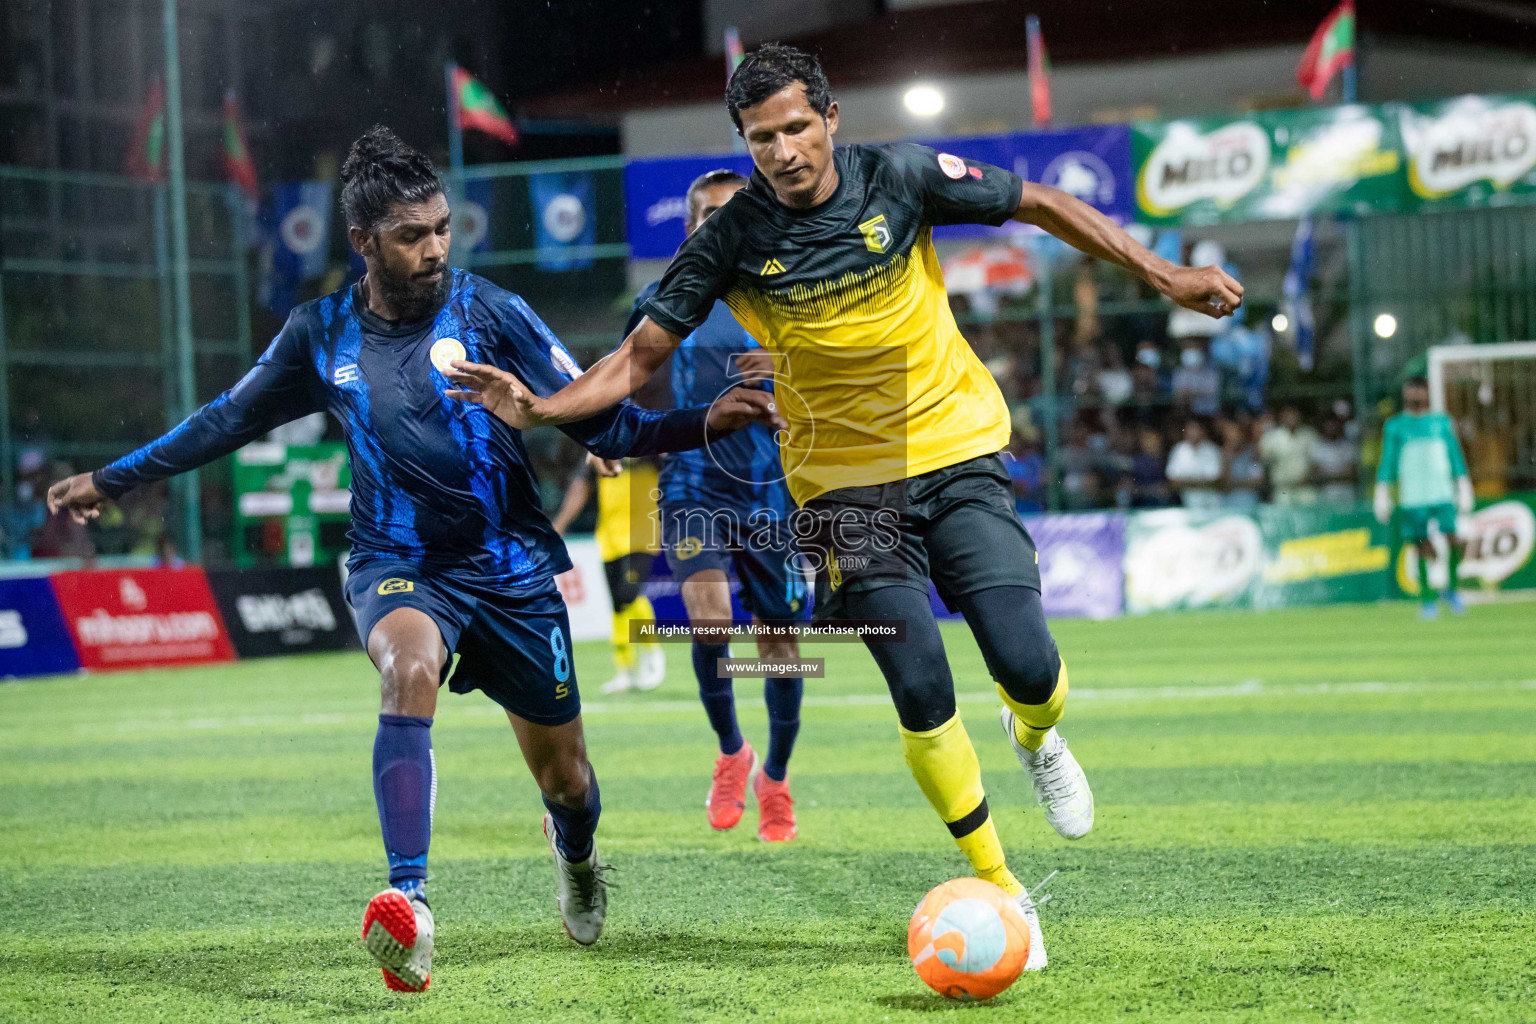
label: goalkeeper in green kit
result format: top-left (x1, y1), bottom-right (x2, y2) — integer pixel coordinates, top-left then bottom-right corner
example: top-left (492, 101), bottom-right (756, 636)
top-left (1374, 376), bottom-right (1474, 618)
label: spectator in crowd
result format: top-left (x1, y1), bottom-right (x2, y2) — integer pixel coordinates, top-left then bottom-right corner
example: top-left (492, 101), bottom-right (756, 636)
top-left (1220, 416), bottom-right (1265, 510)
top-left (1310, 414), bottom-right (1358, 506)
top-left (1166, 418), bottom-right (1223, 510)
top-left (1096, 344), bottom-right (1134, 407)
top-left (1130, 427), bottom-right (1172, 508)
top-left (1260, 405), bottom-right (1319, 505)
top-left (1059, 421), bottom-right (1100, 510)
top-left (1171, 341), bottom-right (1221, 417)
top-left (1003, 429), bottom-right (1046, 513)
top-left (1131, 341), bottom-right (1167, 407)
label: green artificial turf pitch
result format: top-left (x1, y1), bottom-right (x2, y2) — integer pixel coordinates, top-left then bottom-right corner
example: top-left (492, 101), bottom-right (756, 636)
top-left (1, 601), bottom-right (1533, 1022)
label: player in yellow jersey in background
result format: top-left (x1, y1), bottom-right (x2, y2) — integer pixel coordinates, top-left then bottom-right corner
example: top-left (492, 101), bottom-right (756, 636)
top-left (447, 44), bottom-right (1241, 970)
top-left (552, 455), bottom-right (666, 692)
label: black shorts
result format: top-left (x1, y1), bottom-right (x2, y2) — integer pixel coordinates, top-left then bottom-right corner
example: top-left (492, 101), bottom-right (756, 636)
top-left (345, 559), bottom-right (580, 726)
top-left (799, 454), bottom-right (1040, 621)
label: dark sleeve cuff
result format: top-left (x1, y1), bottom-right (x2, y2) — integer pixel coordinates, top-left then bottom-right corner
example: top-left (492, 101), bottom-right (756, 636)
top-left (91, 467), bottom-right (126, 500)
top-left (991, 173), bottom-right (1026, 227)
top-left (637, 299), bottom-right (698, 340)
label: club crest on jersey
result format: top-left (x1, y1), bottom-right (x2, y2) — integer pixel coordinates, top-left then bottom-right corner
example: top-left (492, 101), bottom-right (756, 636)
top-left (429, 337), bottom-right (466, 375)
top-left (550, 345), bottom-right (584, 379)
top-left (377, 578), bottom-right (414, 595)
top-left (937, 153), bottom-right (967, 179)
top-left (859, 214), bottom-right (892, 254)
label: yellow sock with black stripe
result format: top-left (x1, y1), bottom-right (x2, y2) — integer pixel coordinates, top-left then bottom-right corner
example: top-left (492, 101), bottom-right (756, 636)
top-left (899, 713), bottom-right (1023, 896)
top-left (612, 593), bottom-right (660, 671)
top-left (1000, 657), bottom-right (1069, 752)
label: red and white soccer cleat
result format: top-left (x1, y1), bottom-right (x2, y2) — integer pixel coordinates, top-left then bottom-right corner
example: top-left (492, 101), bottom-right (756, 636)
top-left (705, 741), bottom-right (757, 831)
top-left (361, 888), bottom-right (434, 992)
top-left (753, 771), bottom-right (797, 842)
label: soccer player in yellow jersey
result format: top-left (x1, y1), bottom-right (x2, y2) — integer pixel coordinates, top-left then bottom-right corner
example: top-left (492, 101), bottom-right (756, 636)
top-left (551, 455), bottom-right (667, 693)
top-left (446, 44), bottom-right (1242, 968)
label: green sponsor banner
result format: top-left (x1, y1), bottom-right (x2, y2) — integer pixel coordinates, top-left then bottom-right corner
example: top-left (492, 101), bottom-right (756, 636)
top-left (1123, 492), bottom-right (1536, 613)
top-left (1133, 92), bottom-right (1536, 225)
top-left (1398, 94), bottom-right (1536, 211)
top-left (1392, 492), bottom-right (1536, 597)
top-left (1124, 503), bottom-right (1395, 613)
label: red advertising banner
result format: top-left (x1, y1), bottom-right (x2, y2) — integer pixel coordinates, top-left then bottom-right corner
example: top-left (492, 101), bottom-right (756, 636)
top-left (50, 568), bottom-right (236, 671)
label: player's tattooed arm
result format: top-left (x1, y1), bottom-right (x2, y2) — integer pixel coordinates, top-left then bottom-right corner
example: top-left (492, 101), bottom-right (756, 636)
top-left (1012, 181), bottom-right (1244, 319)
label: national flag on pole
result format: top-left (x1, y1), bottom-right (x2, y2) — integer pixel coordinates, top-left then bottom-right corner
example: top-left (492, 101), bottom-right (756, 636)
top-left (1296, 0), bottom-right (1356, 101)
top-left (725, 26), bottom-right (744, 79)
top-left (126, 76), bottom-right (166, 182)
top-left (222, 90), bottom-right (259, 199)
top-left (449, 65), bottom-right (519, 147)
top-left (1026, 15), bottom-right (1052, 128)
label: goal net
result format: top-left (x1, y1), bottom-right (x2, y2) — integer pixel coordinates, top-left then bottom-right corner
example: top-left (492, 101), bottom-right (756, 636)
top-left (1428, 341), bottom-right (1536, 496)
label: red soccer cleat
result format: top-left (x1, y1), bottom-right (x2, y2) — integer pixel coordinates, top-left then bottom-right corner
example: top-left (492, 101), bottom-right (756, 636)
top-left (754, 771), bottom-right (798, 842)
top-left (361, 888), bottom-right (433, 992)
top-left (705, 741), bottom-right (757, 831)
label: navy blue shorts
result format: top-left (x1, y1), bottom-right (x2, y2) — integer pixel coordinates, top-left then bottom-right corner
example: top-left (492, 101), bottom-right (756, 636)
top-left (345, 559), bottom-right (579, 726)
top-left (660, 502), bottom-right (809, 622)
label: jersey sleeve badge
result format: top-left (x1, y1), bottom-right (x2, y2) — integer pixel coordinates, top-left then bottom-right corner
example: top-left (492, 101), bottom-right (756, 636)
top-left (937, 153), bottom-right (967, 179)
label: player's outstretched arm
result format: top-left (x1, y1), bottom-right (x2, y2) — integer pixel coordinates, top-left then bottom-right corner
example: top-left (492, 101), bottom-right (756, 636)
top-left (446, 317), bottom-right (683, 429)
top-left (1013, 182), bottom-right (1244, 319)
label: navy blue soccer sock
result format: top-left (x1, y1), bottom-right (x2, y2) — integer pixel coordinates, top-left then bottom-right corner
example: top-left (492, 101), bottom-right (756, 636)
top-left (543, 766), bottom-right (601, 863)
top-left (692, 641), bottom-right (743, 755)
top-left (373, 714), bottom-right (435, 900)
top-left (762, 676), bottom-right (803, 782)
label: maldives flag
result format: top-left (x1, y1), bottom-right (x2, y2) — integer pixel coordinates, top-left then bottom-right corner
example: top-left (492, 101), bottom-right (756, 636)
top-left (1296, 0), bottom-right (1355, 100)
top-left (450, 65), bottom-right (518, 146)
top-left (222, 90), bottom-right (259, 199)
top-left (125, 76), bottom-right (166, 182)
top-left (1026, 15), bottom-right (1051, 127)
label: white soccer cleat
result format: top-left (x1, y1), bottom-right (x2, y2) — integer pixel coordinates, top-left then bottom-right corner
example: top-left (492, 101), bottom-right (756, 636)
top-left (601, 668), bottom-right (637, 695)
top-left (1001, 709), bottom-right (1094, 840)
top-left (544, 813), bottom-right (610, 945)
top-left (361, 888), bottom-right (434, 992)
top-left (1015, 885), bottom-right (1048, 972)
top-left (637, 645), bottom-right (666, 690)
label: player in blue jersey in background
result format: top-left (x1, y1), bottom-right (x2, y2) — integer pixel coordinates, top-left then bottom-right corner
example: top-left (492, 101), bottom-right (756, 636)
top-left (643, 170), bottom-right (807, 842)
top-left (46, 126), bottom-right (778, 993)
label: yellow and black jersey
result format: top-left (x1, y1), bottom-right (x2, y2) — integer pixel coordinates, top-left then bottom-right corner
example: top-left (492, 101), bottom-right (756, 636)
top-left (641, 143), bottom-right (1023, 506)
top-left (592, 458), bottom-right (660, 563)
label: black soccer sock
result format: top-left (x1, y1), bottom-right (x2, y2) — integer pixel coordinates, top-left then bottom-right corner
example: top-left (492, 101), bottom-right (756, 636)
top-left (762, 676), bottom-right (803, 781)
top-left (542, 766), bottom-right (601, 863)
top-left (693, 641), bottom-right (744, 755)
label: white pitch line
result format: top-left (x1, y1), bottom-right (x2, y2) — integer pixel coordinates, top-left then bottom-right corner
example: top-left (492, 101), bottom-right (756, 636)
top-left (78, 677), bottom-right (1536, 735)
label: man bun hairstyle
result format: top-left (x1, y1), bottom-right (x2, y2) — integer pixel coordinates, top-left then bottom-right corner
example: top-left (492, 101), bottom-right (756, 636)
top-left (340, 125), bottom-right (444, 234)
top-left (724, 43), bottom-right (833, 132)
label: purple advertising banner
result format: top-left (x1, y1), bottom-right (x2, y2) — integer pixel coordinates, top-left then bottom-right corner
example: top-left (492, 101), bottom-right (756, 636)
top-left (930, 512), bottom-right (1127, 621)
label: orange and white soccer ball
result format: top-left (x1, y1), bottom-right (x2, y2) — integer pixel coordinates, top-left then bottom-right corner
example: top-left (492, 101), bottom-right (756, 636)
top-left (908, 878), bottom-right (1030, 1000)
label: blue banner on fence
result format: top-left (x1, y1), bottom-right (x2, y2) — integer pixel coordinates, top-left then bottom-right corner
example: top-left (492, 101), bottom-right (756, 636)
top-left (622, 126), bottom-right (1131, 259)
top-left (530, 171), bottom-right (595, 271)
top-left (0, 576), bottom-right (80, 678)
top-left (259, 181), bottom-right (334, 314)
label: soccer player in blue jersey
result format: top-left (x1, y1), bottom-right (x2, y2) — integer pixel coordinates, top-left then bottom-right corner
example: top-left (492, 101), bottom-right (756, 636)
top-left (46, 126), bottom-right (777, 993)
top-left (644, 170), bottom-right (807, 842)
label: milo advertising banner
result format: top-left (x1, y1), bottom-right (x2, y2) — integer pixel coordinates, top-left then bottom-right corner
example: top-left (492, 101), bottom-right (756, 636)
top-left (1133, 105), bottom-right (1403, 226)
top-left (1395, 494), bottom-right (1536, 597)
top-left (1398, 94), bottom-right (1536, 210)
top-left (1124, 504), bottom-right (1396, 613)
top-left (1132, 92), bottom-right (1536, 225)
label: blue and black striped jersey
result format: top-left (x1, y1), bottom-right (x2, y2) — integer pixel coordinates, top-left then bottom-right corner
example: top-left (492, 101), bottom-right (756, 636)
top-left (95, 270), bottom-right (716, 588)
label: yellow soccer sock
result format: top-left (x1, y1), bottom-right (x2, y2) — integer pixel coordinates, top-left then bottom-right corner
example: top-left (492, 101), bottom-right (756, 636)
top-left (1000, 657), bottom-right (1069, 751)
top-left (628, 593), bottom-right (660, 656)
top-left (611, 608), bottom-right (638, 671)
top-left (899, 713), bottom-right (1023, 896)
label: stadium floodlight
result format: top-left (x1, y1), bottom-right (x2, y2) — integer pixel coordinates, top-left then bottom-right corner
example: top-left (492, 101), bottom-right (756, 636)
top-left (1374, 313), bottom-right (1398, 338)
top-left (1271, 313), bottom-right (1289, 333)
top-left (903, 84), bottom-right (945, 118)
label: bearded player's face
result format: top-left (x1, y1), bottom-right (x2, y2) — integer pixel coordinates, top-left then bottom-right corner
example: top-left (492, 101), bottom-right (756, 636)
top-left (737, 83), bottom-right (839, 207)
top-left (361, 193), bottom-right (452, 321)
